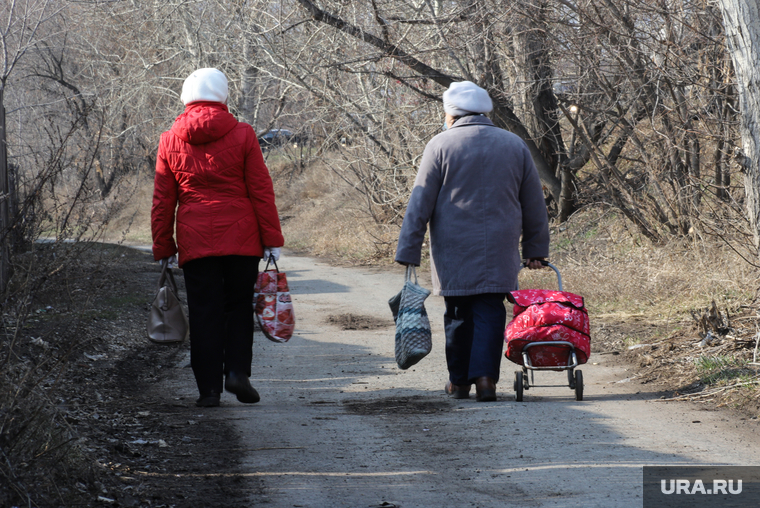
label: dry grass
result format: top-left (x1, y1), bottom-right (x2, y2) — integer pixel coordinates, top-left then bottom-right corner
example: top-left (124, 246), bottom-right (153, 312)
top-left (99, 172), bottom-right (155, 247)
top-left (101, 156), bottom-right (760, 413)
top-left (520, 209), bottom-right (760, 320)
top-left (275, 160), bottom-right (760, 328)
top-left (273, 158), bottom-right (399, 264)
top-left (110, 161), bottom-right (759, 323)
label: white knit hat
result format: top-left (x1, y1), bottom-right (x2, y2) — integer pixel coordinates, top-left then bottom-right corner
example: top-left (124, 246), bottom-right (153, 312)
top-left (180, 68), bottom-right (228, 105)
top-left (443, 81), bottom-right (493, 116)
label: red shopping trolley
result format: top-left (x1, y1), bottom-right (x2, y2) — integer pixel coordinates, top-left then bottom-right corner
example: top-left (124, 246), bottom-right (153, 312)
top-left (504, 262), bottom-right (590, 401)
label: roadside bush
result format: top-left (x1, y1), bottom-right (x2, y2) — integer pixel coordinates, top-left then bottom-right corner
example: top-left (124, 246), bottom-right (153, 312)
top-left (0, 245), bottom-right (102, 506)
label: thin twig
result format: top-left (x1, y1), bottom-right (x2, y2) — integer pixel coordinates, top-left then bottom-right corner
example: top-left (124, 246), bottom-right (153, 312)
top-left (657, 377), bottom-right (760, 402)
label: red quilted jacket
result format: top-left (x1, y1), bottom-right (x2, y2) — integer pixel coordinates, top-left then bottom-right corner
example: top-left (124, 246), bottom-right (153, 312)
top-left (151, 102), bottom-right (283, 267)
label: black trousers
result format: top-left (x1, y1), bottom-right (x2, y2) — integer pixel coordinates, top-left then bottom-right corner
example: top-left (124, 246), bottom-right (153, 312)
top-left (443, 293), bottom-right (508, 385)
top-left (182, 255), bottom-right (260, 395)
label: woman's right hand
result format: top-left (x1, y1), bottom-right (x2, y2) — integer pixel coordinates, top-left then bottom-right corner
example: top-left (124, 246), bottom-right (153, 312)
top-left (263, 247), bottom-right (281, 261)
top-left (159, 255), bottom-right (177, 268)
top-left (525, 258), bottom-right (546, 270)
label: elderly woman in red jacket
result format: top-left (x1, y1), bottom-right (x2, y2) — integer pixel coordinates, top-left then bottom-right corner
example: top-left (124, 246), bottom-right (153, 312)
top-left (152, 68), bottom-right (284, 408)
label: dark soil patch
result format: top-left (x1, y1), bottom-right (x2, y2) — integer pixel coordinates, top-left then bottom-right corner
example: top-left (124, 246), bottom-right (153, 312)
top-left (1, 243), bottom-right (254, 507)
top-left (343, 396), bottom-right (451, 415)
top-left (327, 313), bottom-right (393, 331)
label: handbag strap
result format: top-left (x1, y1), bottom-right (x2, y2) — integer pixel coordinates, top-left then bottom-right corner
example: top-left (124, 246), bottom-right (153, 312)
top-left (157, 262), bottom-right (179, 295)
top-left (405, 265), bottom-right (418, 284)
top-left (262, 254), bottom-right (280, 273)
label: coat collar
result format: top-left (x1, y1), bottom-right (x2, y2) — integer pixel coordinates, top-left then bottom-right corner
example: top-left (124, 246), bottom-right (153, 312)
top-left (451, 114), bottom-right (494, 129)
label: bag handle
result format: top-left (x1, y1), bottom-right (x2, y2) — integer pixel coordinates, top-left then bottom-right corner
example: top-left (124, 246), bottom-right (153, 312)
top-left (517, 260), bottom-right (563, 291)
top-left (157, 262), bottom-right (179, 295)
top-left (262, 254), bottom-right (280, 273)
top-left (405, 265), bottom-right (418, 284)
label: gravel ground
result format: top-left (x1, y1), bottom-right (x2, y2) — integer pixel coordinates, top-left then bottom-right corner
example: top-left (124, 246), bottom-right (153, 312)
top-left (160, 254), bottom-right (760, 508)
top-left (15, 246), bottom-right (760, 507)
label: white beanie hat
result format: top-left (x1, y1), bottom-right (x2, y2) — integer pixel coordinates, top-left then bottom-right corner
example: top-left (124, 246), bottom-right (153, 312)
top-left (443, 81), bottom-right (493, 116)
top-left (180, 68), bottom-right (228, 105)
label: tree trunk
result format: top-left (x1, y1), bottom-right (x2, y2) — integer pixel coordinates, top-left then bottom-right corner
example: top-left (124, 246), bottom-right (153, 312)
top-left (717, 0), bottom-right (760, 255)
top-left (0, 86), bottom-right (9, 291)
top-left (240, 37), bottom-right (258, 126)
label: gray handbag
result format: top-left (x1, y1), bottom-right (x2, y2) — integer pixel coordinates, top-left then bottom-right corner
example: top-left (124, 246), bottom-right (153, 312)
top-left (388, 265), bottom-right (432, 369)
top-left (147, 263), bottom-right (190, 343)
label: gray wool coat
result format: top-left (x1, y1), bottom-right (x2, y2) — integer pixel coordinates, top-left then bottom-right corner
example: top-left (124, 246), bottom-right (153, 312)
top-left (395, 115), bottom-right (550, 296)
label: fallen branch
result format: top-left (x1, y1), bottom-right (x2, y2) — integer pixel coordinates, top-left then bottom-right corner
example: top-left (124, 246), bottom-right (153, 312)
top-left (657, 376), bottom-right (760, 402)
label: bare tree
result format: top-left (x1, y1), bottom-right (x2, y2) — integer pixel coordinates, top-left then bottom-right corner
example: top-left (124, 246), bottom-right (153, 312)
top-left (716, 0), bottom-right (760, 258)
top-left (246, 0), bottom-right (744, 257)
top-left (0, 0), bottom-right (61, 290)
top-left (1, 0), bottom-right (753, 259)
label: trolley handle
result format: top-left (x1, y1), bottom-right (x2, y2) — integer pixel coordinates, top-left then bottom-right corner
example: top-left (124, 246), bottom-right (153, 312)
top-left (519, 260), bottom-right (563, 291)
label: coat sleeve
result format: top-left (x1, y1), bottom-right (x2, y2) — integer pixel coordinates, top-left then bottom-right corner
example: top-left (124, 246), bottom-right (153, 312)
top-left (244, 128), bottom-right (284, 249)
top-left (518, 143), bottom-right (550, 259)
top-left (395, 142), bottom-right (442, 266)
top-left (151, 136), bottom-right (179, 261)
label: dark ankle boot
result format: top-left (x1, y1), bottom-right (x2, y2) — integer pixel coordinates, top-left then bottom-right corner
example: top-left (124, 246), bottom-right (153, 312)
top-left (225, 372), bottom-right (260, 403)
top-left (475, 377), bottom-right (496, 402)
top-left (196, 390), bottom-right (221, 407)
top-left (444, 381), bottom-right (471, 399)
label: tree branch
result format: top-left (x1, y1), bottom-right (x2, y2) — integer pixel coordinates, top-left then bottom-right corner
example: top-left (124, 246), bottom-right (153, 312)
top-left (293, 0), bottom-right (562, 201)
top-left (294, 0), bottom-right (457, 87)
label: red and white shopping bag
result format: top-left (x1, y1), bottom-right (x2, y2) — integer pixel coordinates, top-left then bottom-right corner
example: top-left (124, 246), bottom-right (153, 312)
top-left (254, 257), bottom-right (295, 343)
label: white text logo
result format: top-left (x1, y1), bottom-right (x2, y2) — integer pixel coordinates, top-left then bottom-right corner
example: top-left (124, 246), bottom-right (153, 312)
top-left (661, 479), bottom-right (742, 495)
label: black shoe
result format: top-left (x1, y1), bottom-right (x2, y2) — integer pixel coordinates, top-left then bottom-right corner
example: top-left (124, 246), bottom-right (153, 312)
top-left (475, 377), bottom-right (497, 402)
top-left (225, 372), bottom-right (260, 404)
top-left (196, 391), bottom-right (221, 407)
top-left (444, 381), bottom-right (471, 399)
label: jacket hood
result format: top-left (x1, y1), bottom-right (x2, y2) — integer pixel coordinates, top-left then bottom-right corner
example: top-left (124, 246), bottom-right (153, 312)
top-left (171, 102), bottom-right (238, 145)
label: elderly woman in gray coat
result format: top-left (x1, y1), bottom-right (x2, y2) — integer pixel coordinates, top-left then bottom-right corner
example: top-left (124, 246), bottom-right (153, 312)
top-left (395, 81), bottom-right (550, 402)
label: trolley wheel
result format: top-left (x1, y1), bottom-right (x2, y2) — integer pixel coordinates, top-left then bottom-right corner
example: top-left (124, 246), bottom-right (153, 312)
top-left (514, 371), bottom-right (524, 402)
top-left (575, 370), bottom-right (584, 401)
top-left (567, 368), bottom-right (575, 389)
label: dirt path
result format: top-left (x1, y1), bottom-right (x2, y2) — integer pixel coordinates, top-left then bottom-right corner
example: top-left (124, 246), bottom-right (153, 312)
top-left (164, 254), bottom-right (760, 507)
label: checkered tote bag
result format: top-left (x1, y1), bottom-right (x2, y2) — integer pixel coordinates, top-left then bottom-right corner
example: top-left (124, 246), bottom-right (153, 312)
top-left (388, 266), bottom-right (432, 370)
